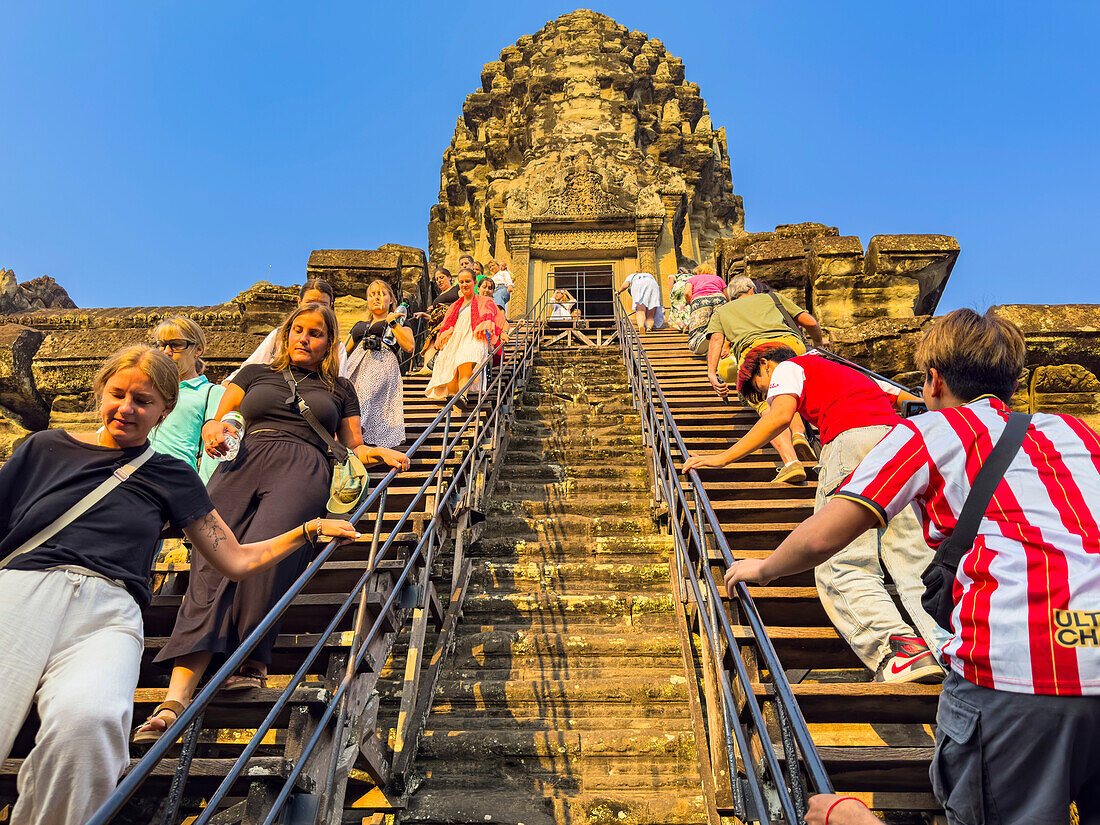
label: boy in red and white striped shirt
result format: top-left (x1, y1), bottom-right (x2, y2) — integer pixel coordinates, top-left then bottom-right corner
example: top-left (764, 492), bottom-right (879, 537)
top-left (725, 309), bottom-right (1100, 824)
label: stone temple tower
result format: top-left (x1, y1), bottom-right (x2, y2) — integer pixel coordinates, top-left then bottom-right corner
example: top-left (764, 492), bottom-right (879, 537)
top-left (428, 9), bottom-right (744, 316)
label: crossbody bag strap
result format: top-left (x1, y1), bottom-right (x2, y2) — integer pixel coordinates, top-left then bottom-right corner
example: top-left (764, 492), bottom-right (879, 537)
top-left (0, 444), bottom-right (156, 570)
top-left (767, 291), bottom-right (808, 345)
top-left (934, 411), bottom-right (1032, 572)
top-left (281, 368), bottom-right (349, 462)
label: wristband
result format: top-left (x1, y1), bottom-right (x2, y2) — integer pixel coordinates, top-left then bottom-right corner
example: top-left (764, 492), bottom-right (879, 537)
top-left (825, 797), bottom-right (868, 825)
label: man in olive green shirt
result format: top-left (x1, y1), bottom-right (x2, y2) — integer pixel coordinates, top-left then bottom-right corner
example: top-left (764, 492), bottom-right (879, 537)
top-left (704, 276), bottom-right (824, 482)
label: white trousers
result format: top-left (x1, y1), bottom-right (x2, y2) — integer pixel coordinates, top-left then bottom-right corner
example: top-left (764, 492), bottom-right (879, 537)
top-left (813, 426), bottom-right (952, 670)
top-left (0, 568), bottom-right (143, 825)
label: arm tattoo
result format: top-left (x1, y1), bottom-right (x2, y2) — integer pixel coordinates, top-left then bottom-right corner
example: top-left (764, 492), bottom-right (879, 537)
top-left (198, 513), bottom-right (229, 553)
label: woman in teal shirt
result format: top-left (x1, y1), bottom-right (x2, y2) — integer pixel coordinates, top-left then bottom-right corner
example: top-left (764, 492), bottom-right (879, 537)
top-left (149, 316), bottom-right (223, 482)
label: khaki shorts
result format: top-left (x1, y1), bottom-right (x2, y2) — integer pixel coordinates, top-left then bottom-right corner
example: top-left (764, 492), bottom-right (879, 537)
top-left (717, 334), bottom-right (806, 414)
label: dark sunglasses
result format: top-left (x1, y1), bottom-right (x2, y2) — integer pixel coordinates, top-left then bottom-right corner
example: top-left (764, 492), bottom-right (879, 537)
top-left (152, 338), bottom-right (196, 353)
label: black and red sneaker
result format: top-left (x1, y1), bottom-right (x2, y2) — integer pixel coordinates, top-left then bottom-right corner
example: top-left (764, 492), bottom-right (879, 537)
top-left (873, 635), bottom-right (945, 684)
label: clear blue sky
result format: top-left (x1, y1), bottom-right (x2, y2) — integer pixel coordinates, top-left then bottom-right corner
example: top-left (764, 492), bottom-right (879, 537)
top-left (3, 1), bottom-right (1098, 312)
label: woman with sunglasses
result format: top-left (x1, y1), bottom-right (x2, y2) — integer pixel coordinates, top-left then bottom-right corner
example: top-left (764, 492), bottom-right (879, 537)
top-left (148, 316), bottom-right (224, 482)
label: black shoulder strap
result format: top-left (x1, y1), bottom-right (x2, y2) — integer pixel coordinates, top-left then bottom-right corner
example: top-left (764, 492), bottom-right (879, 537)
top-left (281, 368), bottom-right (349, 462)
top-left (936, 412), bottom-right (1032, 571)
top-left (767, 292), bottom-right (807, 344)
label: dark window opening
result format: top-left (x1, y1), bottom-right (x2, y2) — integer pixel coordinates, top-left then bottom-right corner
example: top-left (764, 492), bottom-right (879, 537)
top-left (552, 264), bottom-right (614, 319)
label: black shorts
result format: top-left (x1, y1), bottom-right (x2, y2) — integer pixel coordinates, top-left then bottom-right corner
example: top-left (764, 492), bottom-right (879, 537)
top-left (933, 671), bottom-right (1100, 825)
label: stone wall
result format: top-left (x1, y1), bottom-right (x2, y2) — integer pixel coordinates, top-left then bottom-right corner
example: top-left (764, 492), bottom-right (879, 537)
top-left (716, 224), bottom-right (960, 330)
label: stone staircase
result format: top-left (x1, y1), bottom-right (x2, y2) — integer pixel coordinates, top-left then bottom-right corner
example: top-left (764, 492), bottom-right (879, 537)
top-left (400, 346), bottom-right (709, 825)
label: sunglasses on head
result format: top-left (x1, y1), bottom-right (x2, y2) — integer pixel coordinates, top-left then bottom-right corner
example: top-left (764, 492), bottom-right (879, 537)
top-left (152, 338), bottom-right (196, 353)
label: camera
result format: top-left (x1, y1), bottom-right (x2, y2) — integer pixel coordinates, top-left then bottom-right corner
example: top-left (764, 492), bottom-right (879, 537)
top-left (362, 336), bottom-right (383, 351)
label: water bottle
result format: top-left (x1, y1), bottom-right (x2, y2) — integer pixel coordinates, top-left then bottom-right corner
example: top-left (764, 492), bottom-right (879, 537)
top-left (215, 412), bottom-right (245, 462)
top-left (384, 303), bottom-right (409, 346)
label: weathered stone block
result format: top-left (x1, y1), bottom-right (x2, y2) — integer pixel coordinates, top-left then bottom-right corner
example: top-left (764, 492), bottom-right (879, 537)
top-left (991, 304), bottom-right (1100, 378)
top-left (0, 323), bottom-right (48, 430)
top-left (744, 237), bottom-right (809, 306)
top-left (306, 248), bottom-right (404, 303)
top-left (830, 316), bottom-right (933, 380)
top-left (808, 236), bottom-right (866, 328)
top-left (864, 234), bottom-right (960, 317)
top-left (1030, 364), bottom-right (1100, 428)
top-left (775, 222), bottom-right (839, 245)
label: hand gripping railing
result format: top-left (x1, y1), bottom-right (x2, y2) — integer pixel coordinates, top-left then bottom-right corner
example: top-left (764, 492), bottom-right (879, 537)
top-left (85, 293), bottom-right (551, 825)
top-left (614, 304), bottom-right (833, 824)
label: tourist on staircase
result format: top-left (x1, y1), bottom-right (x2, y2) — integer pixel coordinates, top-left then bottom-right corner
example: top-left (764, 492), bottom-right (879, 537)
top-left (425, 268), bottom-right (496, 404)
top-left (489, 260), bottom-right (514, 310)
top-left (549, 287), bottom-right (580, 319)
top-left (478, 273), bottom-right (513, 346)
top-left (140, 304), bottom-right (409, 744)
top-left (222, 277), bottom-right (347, 384)
top-left (345, 279), bottom-right (414, 449)
top-left (682, 263), bottom-right (728, 354)
top-left (147, 316), bottom-right (224, 483)
top-left (0, 344), bottom-right (361, 825)
top-left (666, 266), bottom-right (693, 332)
top-left (616, 270), bottom-right (665, 331)
top-left (704, 275), bottom-right (824, 483)
top-left (683, 343), bottom-right (949, 682)
top-left (723, 309), bottom-right (1100, 825)
top-left (413, 266), bottom-right (460, 375)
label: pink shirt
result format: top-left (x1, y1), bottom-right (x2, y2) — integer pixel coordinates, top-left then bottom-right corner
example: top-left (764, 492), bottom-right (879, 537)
top-left (687, 274), bottom-right (726, 298)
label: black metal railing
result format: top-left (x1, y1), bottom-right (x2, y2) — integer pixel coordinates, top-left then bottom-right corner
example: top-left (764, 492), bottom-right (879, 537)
top-left (614, 303), bottom-right (833, 823)
top-left (85, 293), bottom-right (552, 825)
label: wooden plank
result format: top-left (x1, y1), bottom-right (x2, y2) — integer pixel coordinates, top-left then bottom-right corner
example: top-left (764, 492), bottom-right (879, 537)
top-left (388, 557), bottom-right (474, 790)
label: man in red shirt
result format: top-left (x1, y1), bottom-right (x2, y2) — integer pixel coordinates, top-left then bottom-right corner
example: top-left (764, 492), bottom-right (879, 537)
top-left (684, 342), bottom-right (948, 682)
top-left (723, 309), bottom-right (1100, 824)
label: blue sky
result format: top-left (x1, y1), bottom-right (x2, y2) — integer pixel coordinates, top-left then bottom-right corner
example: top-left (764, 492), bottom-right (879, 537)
top-left (2, 1), bottom-right (1098, 312)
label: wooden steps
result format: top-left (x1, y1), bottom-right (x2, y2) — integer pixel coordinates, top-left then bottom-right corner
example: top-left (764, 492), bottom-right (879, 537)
top-left (639, 327), bottom-right (942, 819)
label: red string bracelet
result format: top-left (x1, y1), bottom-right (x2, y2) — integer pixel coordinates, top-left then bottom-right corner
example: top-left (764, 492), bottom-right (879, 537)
top-left (825, 796), bottom-right (869, 825)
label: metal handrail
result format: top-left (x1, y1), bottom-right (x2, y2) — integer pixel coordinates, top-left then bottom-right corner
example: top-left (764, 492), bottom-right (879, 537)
top-left (85, 291), bottom-right (552, 825)
top-left (614, 304), bottom-right (832, 823)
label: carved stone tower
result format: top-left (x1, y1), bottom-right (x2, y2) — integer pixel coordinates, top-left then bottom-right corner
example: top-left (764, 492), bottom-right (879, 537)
top-left (428, 9), bottom-right (744, 314)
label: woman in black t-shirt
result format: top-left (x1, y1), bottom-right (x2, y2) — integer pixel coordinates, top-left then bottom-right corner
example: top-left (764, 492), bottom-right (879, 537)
top-left (141, 304), bottom-right (409, 744)
top-left (0, 345), bottom-right (360, 825)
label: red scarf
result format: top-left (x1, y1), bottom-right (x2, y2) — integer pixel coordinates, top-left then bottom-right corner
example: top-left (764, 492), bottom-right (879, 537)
top-left (439, 294), bottom-right (497, 341)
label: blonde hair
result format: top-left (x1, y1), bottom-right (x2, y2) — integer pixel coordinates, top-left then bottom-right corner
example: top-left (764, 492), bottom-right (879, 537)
top-left (152, 315), bottom-right (208, 376)
top-left (271, 304), bottom-right (342, 389)
top-left (93, 345), bottom-right (179, 413)
top-left (367, 279), bottom-right (396, 313)
top-left (915, 308), bottom-right (1027, 403)
top-left (692, 263), bottom-right (716, 276)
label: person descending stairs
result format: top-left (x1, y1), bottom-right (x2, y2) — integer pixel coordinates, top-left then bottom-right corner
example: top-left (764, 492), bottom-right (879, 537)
top-left (400, 345), bottom-right (709, 825)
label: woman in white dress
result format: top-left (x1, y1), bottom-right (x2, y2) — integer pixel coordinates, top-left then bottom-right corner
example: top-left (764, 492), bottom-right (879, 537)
top-left (425, 269), bottom-right (496, 402)
top-left (616, 271), bottom-right (665, 332)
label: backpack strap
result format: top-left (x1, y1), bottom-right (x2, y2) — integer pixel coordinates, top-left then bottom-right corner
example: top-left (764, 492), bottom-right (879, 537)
top-left (0, 444), bottom-right (156, 569)
top-left (934, 412), bottom-right (1032, 573)
top-left (766, 291), bottom-right (808, 345)
top-left (281, 369), bottom-right (349, 462)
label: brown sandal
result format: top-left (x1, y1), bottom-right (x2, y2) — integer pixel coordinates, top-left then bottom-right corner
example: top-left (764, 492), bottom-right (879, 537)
top-left (132, 700), bottom-right (185, 745)
top-left (222, 666), bottom-right (267, 692)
